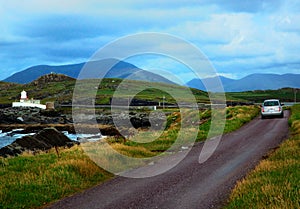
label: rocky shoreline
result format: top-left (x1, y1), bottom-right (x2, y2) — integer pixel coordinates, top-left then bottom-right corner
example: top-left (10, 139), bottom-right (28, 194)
top-left (0, 127), bottom-right (79, 158)
top-left (0, 107), bottom-right (167, 157)
top-left (0, 107), bottom-right (72, 125)
top-left (0, 107), bottom-right (167, 133)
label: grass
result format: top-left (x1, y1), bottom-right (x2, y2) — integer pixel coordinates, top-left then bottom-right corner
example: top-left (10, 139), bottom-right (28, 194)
top-left (1, 75), bottom-right (300, 108)
top-left (196, 105), bottom-right (260, 141)
top-left (227, 87), bottom-right (300, 103)
top-left (224, 105), bottom-right (260, 133)
top-left (0, 105), bottom-right (260, 209)
top-left (0, 146), bottom-right (113, 209)
top-left (224, 104), bottom-right (300, 209)
top-left (0, 77), bottom-right (210, 105)
top-left (3, 75), bottom-right (298, 107)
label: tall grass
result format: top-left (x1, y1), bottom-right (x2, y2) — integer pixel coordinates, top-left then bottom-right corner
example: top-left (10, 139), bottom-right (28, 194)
top-left (197, 105), bottom-right (260, 141)
top-left (224, 105), bottom-right (260, 133)
top-left (0, 146), bottom-right (113, 209)
top-left (224, 105), bottom-right (300, 209)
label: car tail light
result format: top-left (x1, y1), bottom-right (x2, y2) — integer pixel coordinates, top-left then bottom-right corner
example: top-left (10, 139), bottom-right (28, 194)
top-left (262, 107), bottom-right (264, 112)
top-left (279, 107), bottom-right (281, 112)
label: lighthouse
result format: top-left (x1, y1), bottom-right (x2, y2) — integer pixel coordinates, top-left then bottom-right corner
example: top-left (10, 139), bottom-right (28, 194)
top-left (20, 90), bottom-right (27, 103)
top-left (12, 90), bottom-right (46, 109)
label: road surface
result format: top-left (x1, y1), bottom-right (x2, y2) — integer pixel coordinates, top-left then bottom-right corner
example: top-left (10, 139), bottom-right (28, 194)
top-left (47, 111), bottom-right (289, 209)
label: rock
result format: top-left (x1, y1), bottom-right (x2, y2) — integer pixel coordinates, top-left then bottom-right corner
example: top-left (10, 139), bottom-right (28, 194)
top-left (96, 111), bottom-right (166, 129)
top-left (0, 127), bottom-right (79, 158)
top-left (30, 73), bottom-right (75, 87)
top-left (0, 107), bottom-right (72, 125)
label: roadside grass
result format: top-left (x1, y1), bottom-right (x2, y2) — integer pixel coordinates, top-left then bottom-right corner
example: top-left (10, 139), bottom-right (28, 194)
top-left (224, 105), bottom-right (300, 209)
top-left (0, 146), bottom-right (113, 209)
top-left (0, 105), bottom-right (260, 209)
top-left (224, 105), bottom-right (260, 134)
top-left (197, 105), bottom-right (260, 141)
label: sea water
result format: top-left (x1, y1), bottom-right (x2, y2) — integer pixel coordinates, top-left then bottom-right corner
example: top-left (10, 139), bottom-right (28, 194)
top-left (0, 129), bottom-right (36, 149)
top-left (0, 130), bottom-right (104, 149)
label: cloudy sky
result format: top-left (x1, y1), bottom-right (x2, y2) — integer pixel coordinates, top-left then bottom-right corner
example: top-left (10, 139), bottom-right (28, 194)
top-left (1, 0), bottom-right (300, 82)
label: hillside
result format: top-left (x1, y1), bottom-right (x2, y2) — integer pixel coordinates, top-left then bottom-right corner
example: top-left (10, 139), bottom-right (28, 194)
top-left (227, 88), bottom-right (300, 103)
top-left (0, 74), bottom-right (209, 105)
top-left (187, 73), bottom-right (300, 92)
top-left (1, 73), bottom-right (299, 106)
top-left (3, 59), bottom-right (174, 85)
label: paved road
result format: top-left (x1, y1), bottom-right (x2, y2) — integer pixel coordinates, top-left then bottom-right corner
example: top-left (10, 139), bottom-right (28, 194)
top-left (47, 111), bottom-right (289, 209)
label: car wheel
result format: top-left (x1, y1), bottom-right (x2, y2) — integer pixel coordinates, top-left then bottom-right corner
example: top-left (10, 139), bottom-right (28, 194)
top-left (261, 115), bottom-right (265, 119)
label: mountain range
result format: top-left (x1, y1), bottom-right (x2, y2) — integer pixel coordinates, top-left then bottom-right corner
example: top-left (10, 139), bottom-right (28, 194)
top-left (186, 73), bottom-right (300, 92)
top-left (3, 59), bottom-right (174, 85)
top-left (3, 60), bottom-right (300, 92)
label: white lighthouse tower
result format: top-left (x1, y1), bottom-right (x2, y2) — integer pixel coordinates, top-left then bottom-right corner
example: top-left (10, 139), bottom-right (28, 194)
top-left (12, 90), bottom-right (46, 109)
top-left (20, 90), bottom-right (27, 102)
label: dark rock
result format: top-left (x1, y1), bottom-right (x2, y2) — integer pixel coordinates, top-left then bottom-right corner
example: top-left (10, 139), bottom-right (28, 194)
top-left (0, 127), bottom-right (79, 158)
top-left (0, 107), bottom-right (72, 125)
top-left (95, 111), bottom-right (167, 130)
top-left (40, 109), bottom-right (60, 117)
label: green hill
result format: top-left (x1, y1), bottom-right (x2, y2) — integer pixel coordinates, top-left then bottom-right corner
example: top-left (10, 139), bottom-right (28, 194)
top-left (1, 73), bottom-right (298, 107)
top-left (0, 74), bottom-right (210, 106)
top-left (227, 88), bottom-right (300, 103)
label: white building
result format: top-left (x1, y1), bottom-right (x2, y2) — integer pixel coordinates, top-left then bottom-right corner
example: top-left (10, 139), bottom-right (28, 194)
top-left (12, 90), bottom-right (46, 109)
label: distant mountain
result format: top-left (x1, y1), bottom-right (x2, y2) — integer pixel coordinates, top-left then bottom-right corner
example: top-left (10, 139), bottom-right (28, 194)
top-left (3, 59), bottom-right (174, 85)
top-left (187, 76), bottom-right (235, 92)
top-left (187, 73), bottom-right (300, 92)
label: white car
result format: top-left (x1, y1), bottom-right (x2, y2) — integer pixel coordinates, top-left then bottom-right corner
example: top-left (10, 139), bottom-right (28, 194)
top-left (261, 99), bottom-right (284, 119)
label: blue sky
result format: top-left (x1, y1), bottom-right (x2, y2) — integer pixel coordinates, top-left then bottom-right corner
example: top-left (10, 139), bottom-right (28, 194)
top-left (1, 0), bottom-right (300, 83)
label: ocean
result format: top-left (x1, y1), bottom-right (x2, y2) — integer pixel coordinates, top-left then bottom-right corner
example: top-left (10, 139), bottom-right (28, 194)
top-left (0, 129), bottom-right (103, 149)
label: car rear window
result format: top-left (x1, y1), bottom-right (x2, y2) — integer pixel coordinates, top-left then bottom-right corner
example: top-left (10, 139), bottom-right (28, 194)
top-left (264, 101), bottom-right (279, 106)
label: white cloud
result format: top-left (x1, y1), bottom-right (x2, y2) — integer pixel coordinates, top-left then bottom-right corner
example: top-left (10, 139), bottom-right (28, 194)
top-left (1, 0), bottom-right (300, 82)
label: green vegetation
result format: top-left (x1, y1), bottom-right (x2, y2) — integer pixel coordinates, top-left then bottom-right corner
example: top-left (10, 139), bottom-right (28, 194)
top-left (0, 79), bottom-right (75, 104)
top-left (224, 105), bottom-right (300, 209)
top-left (227, 88), bottom-right (300, 103)
top-left (0, 105), bottom-right (260, 209)
top-left (224, 105), bottom-right (260, 134)
top-left (109, 106), bottom-right (259, 157)
top-left (2, 74), bottom-right (299, 107)
top-left (0, 77), bottom-right (210, 105)
top-left (0, 146), bottom-right (113, 209)
top-left (72, 78), bottom-right (211, 104)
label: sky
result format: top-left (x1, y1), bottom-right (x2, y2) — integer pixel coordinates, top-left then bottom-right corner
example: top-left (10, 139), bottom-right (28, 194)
top-left (1, 0), bottom-right (300, 83)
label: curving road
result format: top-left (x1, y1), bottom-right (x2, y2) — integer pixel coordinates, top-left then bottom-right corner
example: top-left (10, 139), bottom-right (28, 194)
top-left (47, 111), bottom-right (289, 209)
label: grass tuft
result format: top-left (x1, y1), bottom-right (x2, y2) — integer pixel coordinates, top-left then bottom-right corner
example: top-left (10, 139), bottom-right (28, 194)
top-left (0, 146), bottom-right (113, 209)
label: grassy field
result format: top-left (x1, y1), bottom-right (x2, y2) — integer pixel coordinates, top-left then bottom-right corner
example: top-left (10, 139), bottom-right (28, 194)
top-left (1, 74), bottom-right (299, 106)
top-left (0, 146), bottom-right (113, 209)
top-left (227, 88), bottom-right (300, 103)
top-left (0, 105), bottom-right (260, 209)
top-left (224, 105), bottom-right (300, 209)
